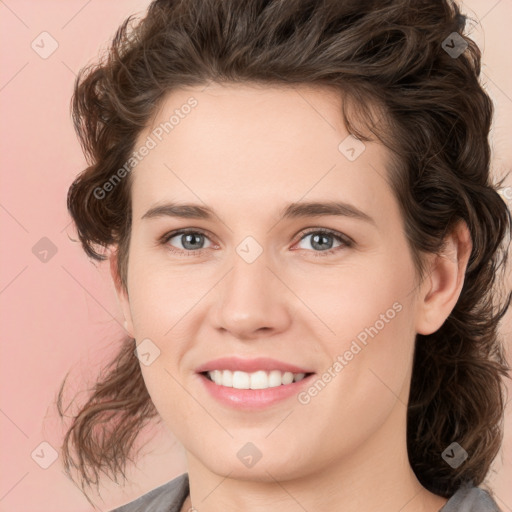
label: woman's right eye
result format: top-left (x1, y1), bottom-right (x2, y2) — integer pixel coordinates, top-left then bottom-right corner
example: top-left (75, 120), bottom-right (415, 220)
top-left (161, 230), bottom-right (213, 256)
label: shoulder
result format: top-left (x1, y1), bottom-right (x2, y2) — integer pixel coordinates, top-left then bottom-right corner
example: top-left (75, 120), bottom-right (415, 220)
top-left (109, 472), bottom-right (189, 512)
top-left (441, 482), bottom-right (501, 512)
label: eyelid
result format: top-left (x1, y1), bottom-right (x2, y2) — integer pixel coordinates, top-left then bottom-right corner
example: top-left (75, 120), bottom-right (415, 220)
top-left (293, 227), bottom-right (354, 246)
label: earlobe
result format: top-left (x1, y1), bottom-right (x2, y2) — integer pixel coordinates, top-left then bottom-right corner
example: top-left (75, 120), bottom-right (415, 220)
top-left (415, 221), bottom-right (473, 335)
top-left (109, 250), bottom-right (135, 337)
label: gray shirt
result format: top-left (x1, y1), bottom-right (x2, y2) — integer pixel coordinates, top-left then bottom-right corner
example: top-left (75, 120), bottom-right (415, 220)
top-left (110, 473), bottom-right (501, 511)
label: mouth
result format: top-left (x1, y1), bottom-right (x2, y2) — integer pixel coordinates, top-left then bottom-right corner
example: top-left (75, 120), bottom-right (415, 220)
top-left (200, 369), bottom-right (315, 390)
top-left (197, 369), bottom-right (316, 410)
top-left (195, 356), bottom-right (316, 409)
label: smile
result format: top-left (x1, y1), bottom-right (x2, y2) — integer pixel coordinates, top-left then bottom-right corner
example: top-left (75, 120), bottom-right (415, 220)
top-left (198, 371), bottom-right (316, 410)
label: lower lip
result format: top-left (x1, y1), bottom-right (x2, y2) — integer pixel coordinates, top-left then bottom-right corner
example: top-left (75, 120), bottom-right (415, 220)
top-left (198, 372), bottom-right (315, 410)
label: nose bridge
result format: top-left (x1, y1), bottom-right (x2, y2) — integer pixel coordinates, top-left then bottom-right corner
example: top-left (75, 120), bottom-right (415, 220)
top-left (212, 239), bottom-right (291, 337)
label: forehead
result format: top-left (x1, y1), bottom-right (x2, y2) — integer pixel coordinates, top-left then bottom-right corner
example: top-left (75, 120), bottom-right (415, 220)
top-left (130, 83), bottom-right (394, 218)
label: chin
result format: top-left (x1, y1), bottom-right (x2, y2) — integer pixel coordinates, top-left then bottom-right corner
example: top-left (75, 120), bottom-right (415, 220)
top-left (193, 441), bottom-right (318, 483)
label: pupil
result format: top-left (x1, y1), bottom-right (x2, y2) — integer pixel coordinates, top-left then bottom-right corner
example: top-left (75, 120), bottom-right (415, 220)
top-left (312, 233), bottom-right (332, 250)
top-left (183, 233), bottom-right (202, 250)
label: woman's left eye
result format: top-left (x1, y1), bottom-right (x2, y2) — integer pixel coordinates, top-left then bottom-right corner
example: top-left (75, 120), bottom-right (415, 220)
top-left (160, 228), bottom-right (352, 257)
top-left (294, 228), bottom-right (352, 256)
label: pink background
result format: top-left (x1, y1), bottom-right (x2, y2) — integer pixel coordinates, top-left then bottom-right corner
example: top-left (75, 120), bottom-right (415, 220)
top-left (0, 1), bottom-right (511, 510)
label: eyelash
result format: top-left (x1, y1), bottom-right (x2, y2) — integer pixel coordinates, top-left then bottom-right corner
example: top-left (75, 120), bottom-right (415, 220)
top-left (159, 227), bottom-right (353, 258)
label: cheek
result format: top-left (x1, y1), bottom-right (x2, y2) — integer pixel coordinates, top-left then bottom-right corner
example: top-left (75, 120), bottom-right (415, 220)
top-left (298, 301), bottom-right (415, 444)
top-left (126, 257), bottom-right (203, 334)
top-left (138, 362), bottom-right (194, 443)
top-left (312, 250), bottom-right (417, 395)
top-left (306, 252), bottom-right (414, 345)
top-left (322, 297), bottom-right (414, 400)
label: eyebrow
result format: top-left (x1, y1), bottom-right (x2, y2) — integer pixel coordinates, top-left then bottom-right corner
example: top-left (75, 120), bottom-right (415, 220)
top-left (141, 200), bottom-right (375, 225)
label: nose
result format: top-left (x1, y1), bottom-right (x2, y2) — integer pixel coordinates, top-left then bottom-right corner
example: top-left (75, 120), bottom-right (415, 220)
top-left (211, 250), bottom-right (293, 340)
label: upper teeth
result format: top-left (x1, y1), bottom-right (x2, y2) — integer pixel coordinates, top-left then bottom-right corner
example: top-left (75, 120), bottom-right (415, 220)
top-left (207, 370), bottom-right (306, 389)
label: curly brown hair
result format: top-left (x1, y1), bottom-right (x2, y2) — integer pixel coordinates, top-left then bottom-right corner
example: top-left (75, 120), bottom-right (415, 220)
top-left (58, 0), bottom-right (511, 501)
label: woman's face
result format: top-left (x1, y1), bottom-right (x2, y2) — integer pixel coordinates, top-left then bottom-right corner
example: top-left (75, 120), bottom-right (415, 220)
top-left (115, 83), bottom-right (431, 481)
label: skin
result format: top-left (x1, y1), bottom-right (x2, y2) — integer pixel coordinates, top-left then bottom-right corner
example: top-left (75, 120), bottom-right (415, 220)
top-left (111, 82), bottom-right (472, 512)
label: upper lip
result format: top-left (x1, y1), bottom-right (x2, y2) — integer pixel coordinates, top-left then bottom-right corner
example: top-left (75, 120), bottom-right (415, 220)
top-left (195, 357), bottom-right (314, 374)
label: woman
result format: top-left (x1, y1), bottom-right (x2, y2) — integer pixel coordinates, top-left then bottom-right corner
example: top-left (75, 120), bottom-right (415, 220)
top-left (59, 0), bottom-right (511, 510)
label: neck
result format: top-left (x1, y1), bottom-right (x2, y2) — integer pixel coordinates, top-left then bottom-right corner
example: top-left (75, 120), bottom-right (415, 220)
top-left (184, 401), bottom-right (448, 512)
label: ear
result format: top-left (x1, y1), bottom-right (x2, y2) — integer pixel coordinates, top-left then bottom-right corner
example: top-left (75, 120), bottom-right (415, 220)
top-left (415, 220), bottom-right (473, 335)
top-left (109, 250), bottom-right (135, 337)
